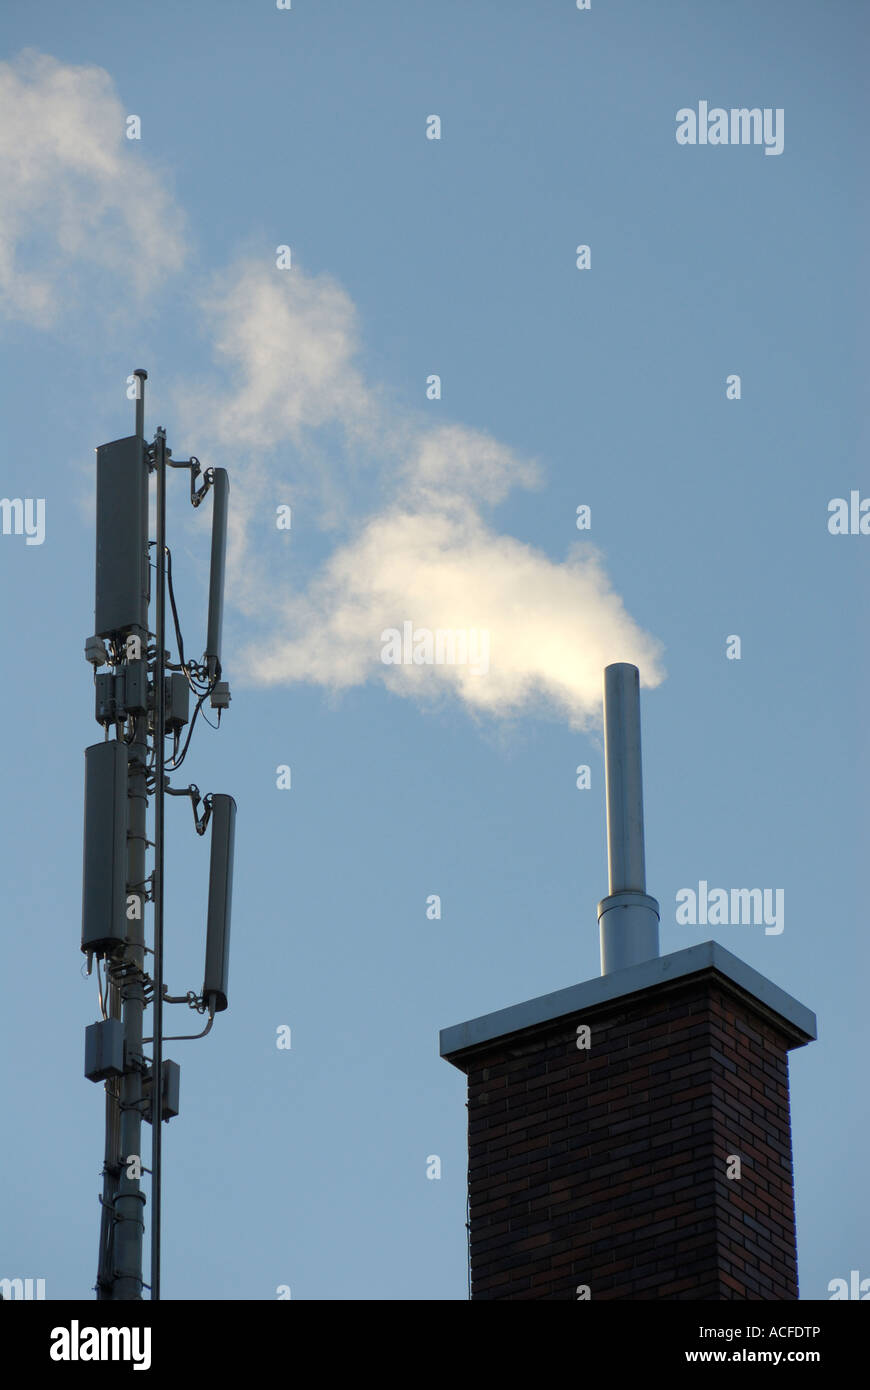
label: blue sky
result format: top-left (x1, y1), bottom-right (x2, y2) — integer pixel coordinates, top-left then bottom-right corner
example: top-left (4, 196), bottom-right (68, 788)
top-left (0, 0), bottom-right (867, 1299)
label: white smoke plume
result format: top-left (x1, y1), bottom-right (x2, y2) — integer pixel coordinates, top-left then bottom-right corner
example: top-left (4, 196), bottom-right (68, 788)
top-left (179, 261), bottom-right (665, 729)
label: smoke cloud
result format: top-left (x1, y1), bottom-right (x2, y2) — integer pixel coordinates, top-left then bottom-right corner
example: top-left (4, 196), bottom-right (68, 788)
top-left (180, 261), bottom-right (665, 728)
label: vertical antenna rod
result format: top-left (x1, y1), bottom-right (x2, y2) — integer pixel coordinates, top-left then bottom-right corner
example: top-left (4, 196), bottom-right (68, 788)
top-left (597, 663), bottom-right (660, 975)
top-left (150, 425), bottom-right (167, 1301)
top-left (110, 369), bottom-right (149, 1297)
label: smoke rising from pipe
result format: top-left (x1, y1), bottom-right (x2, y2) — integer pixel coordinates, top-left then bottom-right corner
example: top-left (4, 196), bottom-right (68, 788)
top-left (179, 261), bottom-right (665, 728)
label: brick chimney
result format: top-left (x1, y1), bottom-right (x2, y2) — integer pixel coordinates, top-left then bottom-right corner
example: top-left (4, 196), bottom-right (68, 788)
top-left (441, 942), bottom-right (815, 1299)
top-left (439, 667), bottom-right (816, 1300)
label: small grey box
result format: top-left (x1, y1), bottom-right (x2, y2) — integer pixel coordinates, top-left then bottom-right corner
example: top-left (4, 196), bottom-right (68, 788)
top-left (143, 1059), bottom-right (180, 1123)
top-left (95, 672), bottom-right (116, 725)
top-left (162, 1059), bottom-right (180, 1120)
top-left (165, 673), bottom-right (189, 732)
top-left (84, 1018), bottom-right (125, 1082)
top-left (124, 659), bottom-right (149, 715)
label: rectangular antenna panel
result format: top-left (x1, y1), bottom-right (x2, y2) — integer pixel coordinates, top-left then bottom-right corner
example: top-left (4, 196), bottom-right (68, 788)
top-left (81, 740), bottom-right (129, 954)
top-left (202, 793), bottom-right (236, 1012)
top-left (204, 468), bottom-right (229, 677)
top-left (94, 435), bottom-right (149, 638)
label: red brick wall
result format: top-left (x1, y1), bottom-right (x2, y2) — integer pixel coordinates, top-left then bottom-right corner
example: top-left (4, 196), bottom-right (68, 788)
top-left (463, 976), bottom-right (800, 1299)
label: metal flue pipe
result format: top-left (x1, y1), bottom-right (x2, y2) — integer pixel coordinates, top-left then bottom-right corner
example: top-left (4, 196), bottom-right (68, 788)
top-left (597, 663), bottom-right (660, 975)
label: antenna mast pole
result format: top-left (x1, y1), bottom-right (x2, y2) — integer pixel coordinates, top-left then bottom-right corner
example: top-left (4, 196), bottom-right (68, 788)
top-left (82, 370), bottom-right (235, 1300)
top-left (150, 423), bottom-right (167, 1300)
top-left (108, 370), bottom-right (150, 1299)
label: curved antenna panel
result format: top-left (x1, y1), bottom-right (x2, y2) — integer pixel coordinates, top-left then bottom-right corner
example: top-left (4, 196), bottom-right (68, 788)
top-left (204, 468), bottom-right (229, 680)
top-left (202, 793), bottom-right (236, 1012)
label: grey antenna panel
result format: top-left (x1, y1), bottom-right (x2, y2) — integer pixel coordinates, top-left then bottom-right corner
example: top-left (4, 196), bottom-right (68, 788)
top-left (202, 793), bottom-right (236, 1012)
top-left (95, 435), bottom-right (149, 638)
top-left (204, 468), bottom-right (229, 678)
top-left (81, 740), bottom-right (129, 955)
